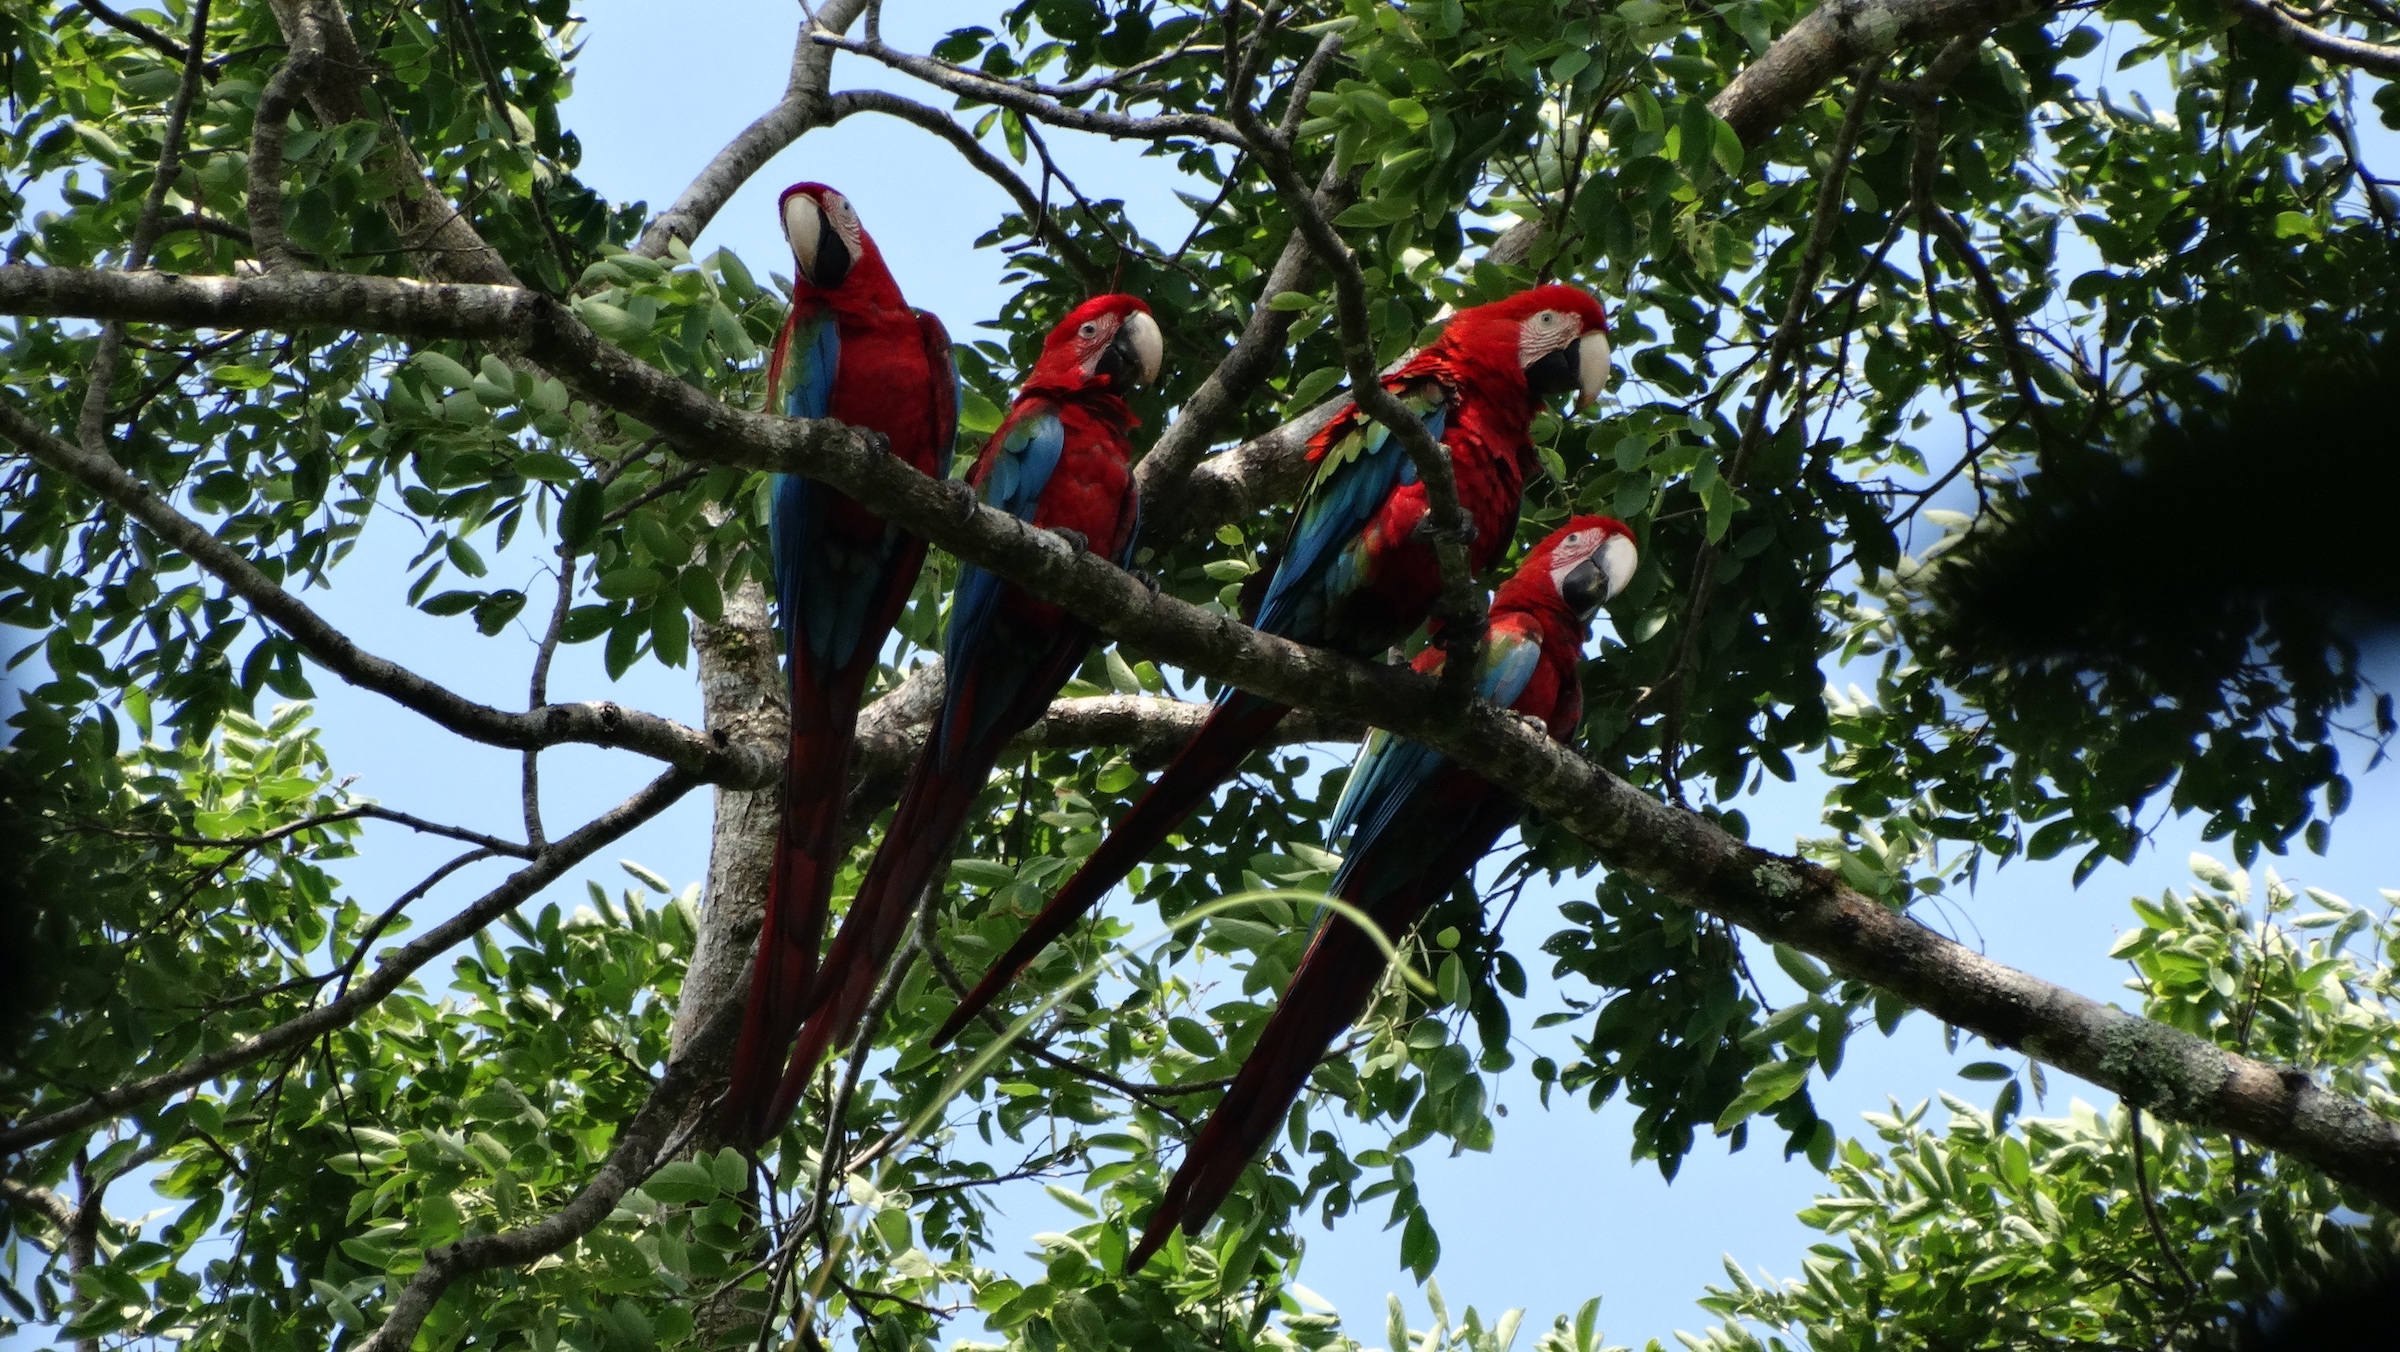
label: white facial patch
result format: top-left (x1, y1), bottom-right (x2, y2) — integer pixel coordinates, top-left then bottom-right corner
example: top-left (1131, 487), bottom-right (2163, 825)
top-left (1075, 313), bottom-right (1121, 375)
top-left (1549, 530), bottom-right (1599, 594)
top-left (820, 190), bottom-right (864, 257)
top-left (1517, 309), bottom-right (1575, 368)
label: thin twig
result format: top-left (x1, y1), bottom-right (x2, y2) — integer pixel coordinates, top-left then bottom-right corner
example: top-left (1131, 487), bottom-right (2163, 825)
top-left (812, 31), bottom-right (1243, 147)
top-left (1654, 59), bottom-right (1884, 795)
top-left (1223, 89), bottom-right (1486, 702)
top-left (0, 770), bottom-right (698, 1155)
top-left (2126, 1106), bottom-right (2201, 1292)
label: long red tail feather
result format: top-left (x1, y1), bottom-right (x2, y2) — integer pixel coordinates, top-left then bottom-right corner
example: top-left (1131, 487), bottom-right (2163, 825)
top-left (763, 758), bottom-right (986, 1128)
top-left (931, 694), bottom-right (1292, 1047)
top-left (1126, 906), bottom-right (1406, 1272)
top-left (723, 686), bottom-right (857, 1145)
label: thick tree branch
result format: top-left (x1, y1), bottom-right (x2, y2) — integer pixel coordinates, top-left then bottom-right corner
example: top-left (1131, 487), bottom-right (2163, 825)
top-left (8, 265), bottom-right (2400, 1207)
top-left (2225, 0), bottom-right (2400, 73)
top-left (1709, 0), bottom-right (2047, 145)
top-left (246, 1), bottom-right (325, 272)
top-left (0, 392), bottom-right (766, 788)
top-left (261, 0), bottom-right (517, 286)
top-left (0, 1177), bottom-right (76, 1232)
top-left (633, 0), bottom-right (871, 259)
top-left (0, 770), bottom-right (696, 1156)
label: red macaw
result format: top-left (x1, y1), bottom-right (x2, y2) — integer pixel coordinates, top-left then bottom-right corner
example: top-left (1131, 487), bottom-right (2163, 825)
top-left (723, 183), bottom-right (961, 1147)
top-left (1128, 515), bottom-right (1638, 1271)
top-left (753, 294), bottom-right (1165, 1127)
top-left (935, 286), bottom-right (1613, 1047)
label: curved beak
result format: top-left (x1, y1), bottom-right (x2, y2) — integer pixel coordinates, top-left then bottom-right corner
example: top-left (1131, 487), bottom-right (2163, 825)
top-left (783, 195), bottom-right (852, 289)
top-left (1562, 533), bottom-right (1638, 619)
top-left (1574, 330), bottom-right (1612, 411)
top-left (1097, 309), bottom-right (1164, 388)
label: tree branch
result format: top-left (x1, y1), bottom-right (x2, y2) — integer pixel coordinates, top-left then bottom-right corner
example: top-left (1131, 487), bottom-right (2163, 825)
top-left (0, 1177), bottom-right (76, 1232)
top-left (633, 0), bottom-right (872, 259)
top-left (2225, 0), bottom-right (2400, 73)
top-left (826, 89), bottom-right (1104, 289)
top-left (1133, 159), bottom-right (1353, 526)
top-left (1221, 101), bottom-right (1486, 695)
top-left (811, 31), bottom-right (1243, 147)
top-left (8, 264), bottom-right (2400, 1207)
top-left (0, 769), bottom-right (696, 1155)
top-left (78, 0), bottom-right (193, 62)
top-left (1709, 0), bottom-right (2047, 146)
top-left (0, 390), bottom-right (767, 788)
top-left (247, 0), bottom-right (325, 272)
top-left (260, 0), bottom-right (517, 286)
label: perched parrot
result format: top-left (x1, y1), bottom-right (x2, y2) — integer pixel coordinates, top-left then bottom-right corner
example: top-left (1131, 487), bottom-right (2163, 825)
top-left (722, 183), bottom-right (962, 1147)
top-left (934, 285), bottom-right (1614, 1048)
top-left (754, 294), bottom-right (1166, 1125)
top-left (1128, 515), bottom-right (1639, 1271)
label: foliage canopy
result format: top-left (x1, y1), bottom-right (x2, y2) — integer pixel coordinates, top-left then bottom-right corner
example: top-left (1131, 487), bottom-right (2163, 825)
top-left (2, 0), bottom-right (2397, 1348)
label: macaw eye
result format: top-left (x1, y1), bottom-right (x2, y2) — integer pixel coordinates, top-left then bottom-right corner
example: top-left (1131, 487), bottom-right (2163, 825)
top-left (1080, 321), bottom-right (1100, 337)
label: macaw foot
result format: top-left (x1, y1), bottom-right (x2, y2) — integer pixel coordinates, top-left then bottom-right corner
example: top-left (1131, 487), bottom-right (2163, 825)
top-left (939, 478), bottom-right (979, 522)
top-left (1050, 527), bottom-right (1088, 554)
top-left (1507, 709), bottom-right (1551, 740)
top-left (1131, 568), bottom-right (1163, 594)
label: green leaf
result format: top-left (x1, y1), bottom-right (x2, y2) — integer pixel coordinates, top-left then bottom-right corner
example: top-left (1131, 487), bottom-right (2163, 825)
top-left (1957, 1061), bottom-right (2014, 1081)
top-left (1268, 291), bottom-right (1317, 311)
top-left (413, 351), bottom-right (476, 388)
top-left (646, 1159), bottom-right (718, 1204)
top-left (1043, 1184), bottom-right (1098, 1218)
top-left (1715, 1057), bottom-right (1811, 1130)
top-left (561, 480), bottom-right (604, 549)
top-left (677, 567), bottom-right (725, 623)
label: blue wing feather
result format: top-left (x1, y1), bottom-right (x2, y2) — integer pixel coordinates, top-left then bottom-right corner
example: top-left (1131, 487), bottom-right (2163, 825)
top-left (939, 409), bottom-right (1066, 757)
top-left (767, 308), bottom-right (842, 641)
top-left (1328, 629), bottom-right (1542, 853)
top-left (1252, 399), bottom-right (1447, 642)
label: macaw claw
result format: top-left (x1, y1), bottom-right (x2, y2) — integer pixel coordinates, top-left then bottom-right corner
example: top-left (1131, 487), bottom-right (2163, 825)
top-left (1050, 527), bottom-right (1089, 555)
top-left (1132, 568), bottom-right (1163, 594)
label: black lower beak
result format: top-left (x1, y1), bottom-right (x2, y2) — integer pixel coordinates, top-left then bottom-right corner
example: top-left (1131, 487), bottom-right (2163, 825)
top-left (1561, 557), bottom-right (1608, 619)
top-left (1095, 326), bottom-right (1142, 388)
top-left (1525, 344), bottom-right (1578, 400)
top-left (804, 207), bottom-right (853, 289)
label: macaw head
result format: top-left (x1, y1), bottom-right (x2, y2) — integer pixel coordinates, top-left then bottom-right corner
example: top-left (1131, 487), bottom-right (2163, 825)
top-left (1027, 294), bottom-right (1164, 395)
top-left (779, 182), bottom-right (874, 291)
top-left (1440, 285), bottom-right (1612, 411)
top-left (1507, 515), bottom-right (1638, 623)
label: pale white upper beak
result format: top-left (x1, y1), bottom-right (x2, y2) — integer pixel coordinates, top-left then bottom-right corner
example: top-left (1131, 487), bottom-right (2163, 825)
top-left (1598, 532), bottom-right (1637, 600)
top-left (783, 194), bottom-right (822, 276)
top-left (1576, 331), bottom-right (1613, 411)
top-left (1121, 309), bottom-right (1164, 386)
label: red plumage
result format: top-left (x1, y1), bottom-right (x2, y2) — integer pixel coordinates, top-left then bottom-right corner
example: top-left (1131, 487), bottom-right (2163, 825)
top-left (761, 295), bottom-right (1159, 1123)
top-left (1127, 516), bottom-right (1633, 1271)
top-left (935, 286), bottom-right (1612, 1049)
top-left (724, 184), bottom-right (959, 1146)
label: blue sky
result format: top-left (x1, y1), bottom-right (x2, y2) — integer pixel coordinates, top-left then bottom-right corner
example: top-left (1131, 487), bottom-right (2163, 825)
top-left (12, 2), bottom-right (2400, 1349)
